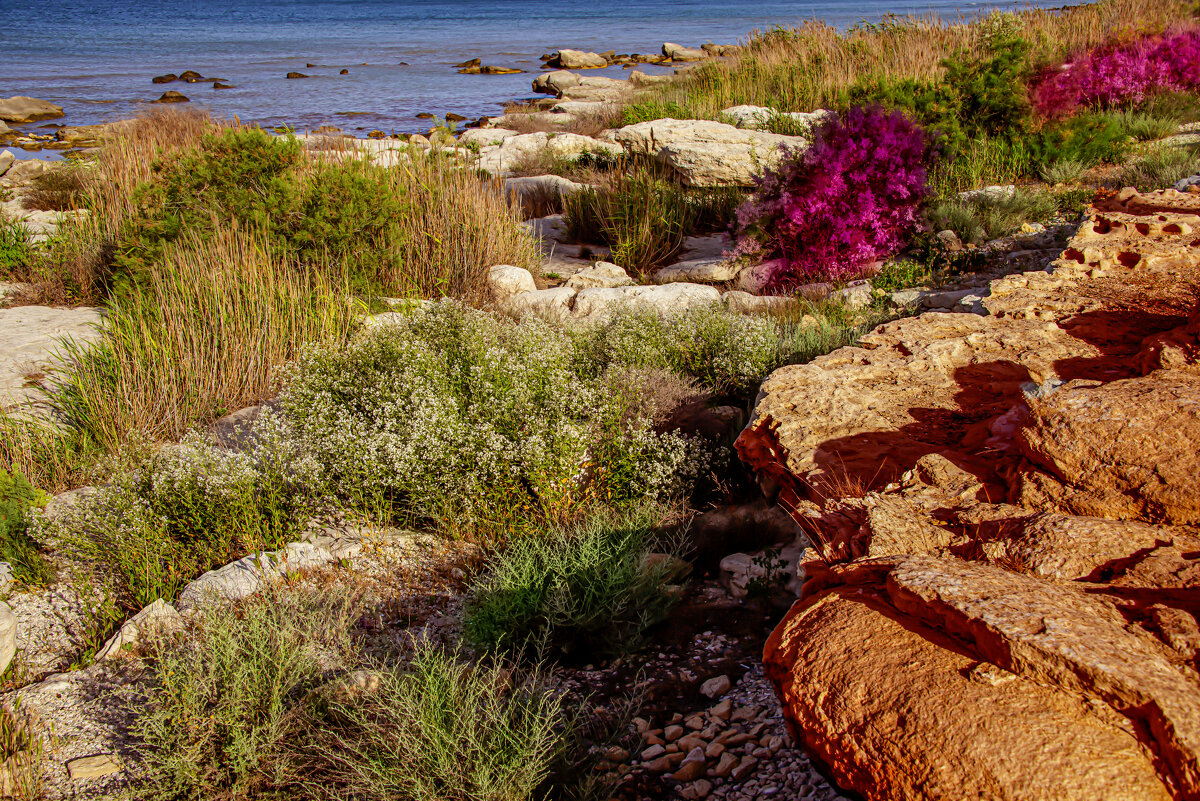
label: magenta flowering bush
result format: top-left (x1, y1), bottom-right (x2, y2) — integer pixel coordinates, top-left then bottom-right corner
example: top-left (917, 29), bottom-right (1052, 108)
top-left (1032, 30), bottom-right (1200, 115)
top-left (734, 106), bottom-right (933, 290)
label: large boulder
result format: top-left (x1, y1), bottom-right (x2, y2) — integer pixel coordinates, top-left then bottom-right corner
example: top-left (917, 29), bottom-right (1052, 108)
top-left (0, 96), bottom-right (64, 123)
top-left (600, 118), bottom-right (813, 187)
top-left (572, 283), bottom-right (721, 322)
top-left (475, 131), bottom-right (621, 176)
top-left (744, 190), bottom-right (1200, 801)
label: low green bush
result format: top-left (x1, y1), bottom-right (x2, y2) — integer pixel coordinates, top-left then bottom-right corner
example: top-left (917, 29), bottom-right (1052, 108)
top-left (50, 429), bottom-right (327, 609)
top-left (131, 588), bottom-right (360, 800)
top-left (570, 302), bottom-right (796, 395)
top-left (303, 645), bottom-right (566, 801)
top-left (0, 218), bottom-right (32, 277)
top-left (462, 506), bottom-right (685, 658)
top-left (619, 100), bottom-right (694, 126)
top-left (1039, 158), bottom-right (1088, 185)
top-left (870, 259), bottom-right (931, 293)
top-left (1118, 144), bottom-right (1200, 190)
top-left (929, 188), bottom-right (1058, 245)
top-left (0, 469), bottom-right (54, 587)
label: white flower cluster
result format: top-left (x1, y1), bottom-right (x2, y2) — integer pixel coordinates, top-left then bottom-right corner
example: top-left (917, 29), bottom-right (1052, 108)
top-left (277, 302), bottom-right (705, 530)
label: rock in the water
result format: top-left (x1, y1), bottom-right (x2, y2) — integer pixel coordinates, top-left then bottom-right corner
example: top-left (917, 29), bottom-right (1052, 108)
top-left (286, 72), bottom-right (309, 79)
top-left (662, 42), bottom-right (708, 61)
top-left (151, 73), bottom-right (177, 84)
top-left (549, 49), bottom-right (608, 69)
top-left (178, 70), bottom-right (204, 81)
top-left (532, 69), bottom-right (582, 97)
top-left (0, 96), bottom-right (64, 123)
top-left (600, 119), bottom-right (813, 187)
top-left (152, 90), bottom-right (189, 103)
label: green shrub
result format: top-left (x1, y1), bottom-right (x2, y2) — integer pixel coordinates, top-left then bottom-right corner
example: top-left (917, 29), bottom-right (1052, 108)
top-left (1033, 112), bottom-right (1132, 170)
top-left (131, 588), bottom-right (359, 800)
top-left (1113, 109), bottom-right (1183, 141)
top-left (303, 644), bottom-right (566, 801)
top-left (929, 188), bottom-right (1057, 245)
top-left (1118, 144), bottom-right (1200, 190)
top-left (277, 303), bottom-right (706, 538)
top-left (0, 469), bottom-right (54, 587)
top-left (570, 302), bottom-right (794, 395)
top-left (1040, 158), bottom-right (1088, 184)
top-left (462, 506), bottom-right (685, 658)
top-left (0, 218), bottom-right (32, 277)
top-left (50, 429), bottom-right (327, 609)
top-left (870, 259), bottom-right (931, 293)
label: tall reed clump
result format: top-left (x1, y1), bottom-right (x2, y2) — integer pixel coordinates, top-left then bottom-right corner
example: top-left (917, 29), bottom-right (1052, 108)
top-left (48, 226), bottom-right (358, 452)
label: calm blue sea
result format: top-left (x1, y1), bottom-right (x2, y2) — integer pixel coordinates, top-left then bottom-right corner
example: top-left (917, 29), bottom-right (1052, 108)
top-left (3, 0), bottom-right (1062, 137)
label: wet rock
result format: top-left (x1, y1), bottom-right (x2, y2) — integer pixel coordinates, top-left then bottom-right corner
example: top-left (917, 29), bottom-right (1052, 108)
top-left (286, 72), bottom-right (309, 79)
top-left (532, 69), bottom-right (581, 97)
top-left (0, 96), bottom-right (64, 123)
top-left (151, 73), bottom-right (177, 84)
top-left (663, 42), bottom-right (708, 61)
top-left (178, 70), bottom-right (204, 81)
top-left (548, 49), bottom-right (608, 69)
top-left (152, 90), bottom-right (189, 103)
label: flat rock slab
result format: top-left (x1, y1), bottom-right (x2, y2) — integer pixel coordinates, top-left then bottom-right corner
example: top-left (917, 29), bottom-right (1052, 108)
top-left (66, 754), bottom-right (121, 781)
top-left (0, 305), bottom-right (102, 413)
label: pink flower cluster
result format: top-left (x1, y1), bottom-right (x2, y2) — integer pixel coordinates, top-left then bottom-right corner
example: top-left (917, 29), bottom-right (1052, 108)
top-left (1032, 29), bottom-right (1200, 115)
top-left (734, 106), bottom-right (932, 290)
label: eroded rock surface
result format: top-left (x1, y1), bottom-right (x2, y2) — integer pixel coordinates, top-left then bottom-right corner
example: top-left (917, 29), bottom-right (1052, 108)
top-left (741, 189), bottom-right (1200, 801)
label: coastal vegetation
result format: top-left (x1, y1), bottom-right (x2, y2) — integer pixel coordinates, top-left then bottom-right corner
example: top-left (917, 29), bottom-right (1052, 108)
top-left (0, 0), bottom-right (1198, 796)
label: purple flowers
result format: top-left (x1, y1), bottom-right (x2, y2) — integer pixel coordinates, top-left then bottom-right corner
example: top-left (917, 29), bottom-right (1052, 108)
top-left (1032, 29), bottom-right (1200, 115)
top-left (735, 106), bottom-right (933, 290)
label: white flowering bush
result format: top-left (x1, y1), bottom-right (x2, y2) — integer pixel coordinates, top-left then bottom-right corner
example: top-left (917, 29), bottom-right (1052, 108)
top-left (47, 428), bottom-right (330, 608)
top-left (571, 303), bottom-right (790, 395)
top-left (277, 302), bottom-right (706, 537)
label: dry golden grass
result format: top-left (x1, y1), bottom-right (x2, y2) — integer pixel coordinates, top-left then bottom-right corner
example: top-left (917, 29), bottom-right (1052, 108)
top-left (633, 0), bottom-right (1196, 119)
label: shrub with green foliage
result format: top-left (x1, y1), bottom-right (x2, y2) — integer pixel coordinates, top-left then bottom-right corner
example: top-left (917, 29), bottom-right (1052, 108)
top-left (0, 218), bottom-right (33, 277)
top-left (277, 303), bottom-right (708, 537)
top-left (1119, 144), bottom-right (1200, 190)
top-left (49, 428), bottom-right (328, 609)
top-left (115, 129), bottom-right (409, 292)
top-left (303, 645), bottom-right (566, 801)
top-left (462, 506), bottom-right (685, 658)
top-left (929, 188), bottom-right (1058, 245)
top-left (0, 469), bottom-right (54, 587)
top-left (131, 588), bottom-right (359, 800)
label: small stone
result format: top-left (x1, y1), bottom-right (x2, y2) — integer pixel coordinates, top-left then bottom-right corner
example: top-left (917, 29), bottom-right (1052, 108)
top-left (605, 746), bottom-right (629, 762)
top-left (710, 751), bottom-right (739, 778)
top-left (685, 715), bottom-right (704, 730)
top-left (647, 753), bottom-right (684, 772)
top-left (705, 741), bottom-right (726, 759)
top-left (731, 755), bottom-right (758, 781)
top-left (640, 744), bottom-right (666, 761)
top-left (710, 698), bottom-right (732, 720)
top-left (678, 734), bottom-right (706, 752)
top-left (680, 779), bottom-right (713, 799)
top-left (664, 724), bottom-right (684, 742)
top-left (700, 674), bottom-right (732, 698)
top-left (632, 716), bottom-right (650, 733)
top-left (67, 755), bottom-right (121, 780)
top-left (730, 705), bottom-right (758, 722)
